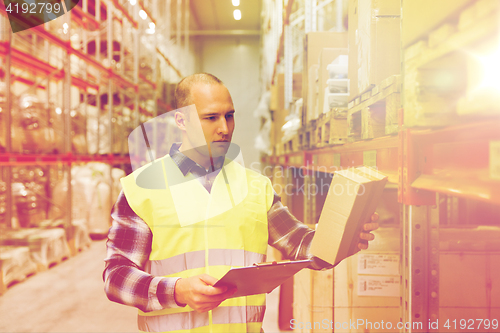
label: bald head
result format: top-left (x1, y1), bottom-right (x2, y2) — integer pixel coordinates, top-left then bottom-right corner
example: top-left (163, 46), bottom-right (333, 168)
top-left (174, 73), bottom-right (225, 109)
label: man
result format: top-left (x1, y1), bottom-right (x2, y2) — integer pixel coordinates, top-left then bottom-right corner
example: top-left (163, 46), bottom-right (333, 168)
top-left (104, 73), bottom-right (379, 332)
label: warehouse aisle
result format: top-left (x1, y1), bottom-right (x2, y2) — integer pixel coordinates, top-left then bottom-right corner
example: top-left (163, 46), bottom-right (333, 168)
top-left (0, 240), bottom-right (138, 333)
top-left (0, 239), bottom-right (284, 333)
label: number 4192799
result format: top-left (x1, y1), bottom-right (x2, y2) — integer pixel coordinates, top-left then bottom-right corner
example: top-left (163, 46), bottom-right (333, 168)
top-left (5, 1), bottom-right (63, 15)
top-left (443, 319), bottom-right (498, 330)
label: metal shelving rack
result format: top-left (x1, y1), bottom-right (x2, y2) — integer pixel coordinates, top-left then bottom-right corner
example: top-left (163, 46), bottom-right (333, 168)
top-left (262, 1), bottom-right (500, 332)
top-left (0, 0), bottom-right (191, 234)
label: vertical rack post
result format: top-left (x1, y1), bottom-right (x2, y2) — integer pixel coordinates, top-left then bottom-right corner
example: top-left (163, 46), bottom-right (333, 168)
top-left (107, 0), bottom-right (114, 215)
top-left (152, 0), bottom-right (158, 155)
top-left (63, 9), bottom-right (72, 229)
top-left (96, 0), bottom-right (101, 154)
top-left (336, 0), bottom-right (343, 32)
top-left (176, 0), bottom-right (181, 75)
top-left (133, 0), bottom-right (139, 158)
top-left (184, 0), bottom-right (189, 75)
top-left (305, 0), bottom-right (317, 33)
top-left (3, 18), bottom-right (12, 228)
top-left (401, 204), bottom-right (440, 332)
top-left (305, 0), bottom-right (312, 33)
top-left (283, 24), bottom-right (292, 111)
top-left (82, 0), bottom-right (88, 156)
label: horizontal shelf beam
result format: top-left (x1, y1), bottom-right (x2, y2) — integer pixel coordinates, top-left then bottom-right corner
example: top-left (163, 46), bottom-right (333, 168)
top-left (412, 175), bottom-right (500, 205)
top-left (0, 153), bottom-right (130, 166)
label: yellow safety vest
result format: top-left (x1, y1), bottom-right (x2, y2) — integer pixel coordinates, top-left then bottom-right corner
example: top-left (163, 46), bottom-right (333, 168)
top-left (121, 155), bottom-right (274, 333)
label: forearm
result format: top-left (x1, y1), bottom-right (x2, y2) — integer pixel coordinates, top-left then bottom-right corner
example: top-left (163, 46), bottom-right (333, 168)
top-left (268, 201), bottom-right (332, 270)
top-left (104, 257), bottom-right (181, 312)
top-left (104, 190), bottom-right (183, 311)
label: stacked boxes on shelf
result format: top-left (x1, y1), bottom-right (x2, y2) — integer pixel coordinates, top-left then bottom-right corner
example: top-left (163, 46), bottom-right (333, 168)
top-left (403, 0), bottom-right (500, 128)
top-left (347, 0), bottom-right (401, 141)
top-left (439, 227), bottom-right (500, 328)
top-left (325, 55), bottom-right (349, 113)
top-left (348, 0), bottom-right (400, 98)
top-left (333, 228), bottom-right (400, 333)
top-left (302, 32), bottom-right (348, 125)
top-left (270, 73), bottom-right (302, 155)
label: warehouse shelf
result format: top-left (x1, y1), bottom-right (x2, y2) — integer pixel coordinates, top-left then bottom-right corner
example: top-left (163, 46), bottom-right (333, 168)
top-left (401, 119), bottom-right (500, 206)
top-left (265, 118), bottom-right (500, 204)
top-left (0, 153), bottom-right (130, 166)
top-left (264, 135), bottom-right (399, 182)
top-left (260, 0), bottom-right (500, 331)
top-left (0, 0), bottom-right (190, 263)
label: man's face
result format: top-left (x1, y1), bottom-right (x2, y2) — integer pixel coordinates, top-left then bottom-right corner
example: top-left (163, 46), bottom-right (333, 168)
top-left (185, 83), bottom-right (235, 159)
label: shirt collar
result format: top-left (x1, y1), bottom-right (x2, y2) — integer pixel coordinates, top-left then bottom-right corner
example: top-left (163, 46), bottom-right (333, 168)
top-left (169, 143), bottom-right (224, 176)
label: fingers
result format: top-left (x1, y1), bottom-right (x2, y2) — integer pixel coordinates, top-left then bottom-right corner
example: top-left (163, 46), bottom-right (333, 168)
top-left (199, 274), bottom-right (218, 286)
top-left (359, 231), bottom-right (375, 241)
top-left (358, 240), bottom-right (368, 250)
top-left (363, 221), bottom-right (379, 232)
top-left (177, 274), bottom-right (238, 313)
top-left (191, 288), bottom-right (237, 313)
top-left (357, 214), bottom-right (379, 251)
top-left (198, 274), bottom-right (232, 296)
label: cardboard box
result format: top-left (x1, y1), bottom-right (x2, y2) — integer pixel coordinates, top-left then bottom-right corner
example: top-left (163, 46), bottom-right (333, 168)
top-left (385, 92), bottom-right (400, 135)
top-left (402, 0), bottom-right (473, 48)
top-left (270, 109), bottom-right (288, 146)
top-left (318, 48), bottom-right (348, 116)
top-left (349, 0), bottom-right (401, 98)
top-left (302, 32), bottom-right (348, 124)
top-left (306, 64), bottom-right (319, 123)
top-left (271, 73), bottom-right (303, 112)
top-left (361, 105), bottom-right (385, 139)
top-left (333, 227), bottom-right (400, 333)
top-left (309, 166), bottom-right (388, 266)
top-left (330, 117), bottom-right (349, 145)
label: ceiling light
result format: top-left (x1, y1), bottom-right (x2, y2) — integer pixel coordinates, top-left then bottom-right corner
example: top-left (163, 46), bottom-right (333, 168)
top-left (232, 0), bottom-right (240, 6)
top-left (149, 22), bottom-right (155, 29)
top-left (139, 10), bottom-right (147, 20)
top-left (233, 9), bottom-right (241, 20)
top-left (129, 0), bottom-right (136, 4)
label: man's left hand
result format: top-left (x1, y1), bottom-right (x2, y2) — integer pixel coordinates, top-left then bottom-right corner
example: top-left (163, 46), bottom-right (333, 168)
top-left (358, 212), bottom-right (379, 250)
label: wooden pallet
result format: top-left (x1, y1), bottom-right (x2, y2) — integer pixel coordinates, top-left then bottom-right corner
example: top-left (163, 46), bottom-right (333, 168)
top-left (0, 246), bottom-right (37, 295)
top-left (300, 120), bottom-right (317, 150)
top-left (66, 219), bottom-right (92, 256)
top-left (403, 0), bottom-right (500, 126)
top-left (0, 228), bottom-right (70, 271)
top-left (282, 135), bottom-right (301, 154)
top-left (347, 75), bottom-right (401, 142)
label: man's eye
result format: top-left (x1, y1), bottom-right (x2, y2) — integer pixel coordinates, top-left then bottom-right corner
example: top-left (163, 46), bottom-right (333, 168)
top-left (206, 116), bottom-right (216, 120)
top-left (226, 114), bottom-right (234, 119)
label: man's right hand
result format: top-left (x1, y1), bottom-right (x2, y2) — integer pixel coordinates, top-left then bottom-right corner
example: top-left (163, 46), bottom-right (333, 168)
top-left (174, 274), bottom-right (236, 313)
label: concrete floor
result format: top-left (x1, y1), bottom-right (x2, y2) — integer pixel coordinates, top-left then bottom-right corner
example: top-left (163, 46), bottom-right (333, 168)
top-left (0, 240), bottom-right (285, 333)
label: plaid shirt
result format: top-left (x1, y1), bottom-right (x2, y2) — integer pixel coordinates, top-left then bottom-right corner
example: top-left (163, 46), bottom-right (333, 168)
top-left (103, 144), bottom-right (330, 312)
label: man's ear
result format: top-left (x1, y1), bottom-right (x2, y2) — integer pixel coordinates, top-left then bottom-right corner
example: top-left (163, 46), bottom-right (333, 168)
top-left (174, 111), bottom-right (187, 131)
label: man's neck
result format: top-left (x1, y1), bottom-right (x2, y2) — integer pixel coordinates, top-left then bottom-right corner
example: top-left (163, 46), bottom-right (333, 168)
top-left (178, 144), bottom-right (214, 170)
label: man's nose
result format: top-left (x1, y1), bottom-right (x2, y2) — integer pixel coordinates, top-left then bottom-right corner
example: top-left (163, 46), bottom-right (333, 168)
top-left (218, 118), bottom-right (229, 135)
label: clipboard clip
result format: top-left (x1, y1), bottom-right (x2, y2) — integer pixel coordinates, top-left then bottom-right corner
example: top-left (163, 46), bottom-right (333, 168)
top-left (253, 261), bottom-right (288, 267)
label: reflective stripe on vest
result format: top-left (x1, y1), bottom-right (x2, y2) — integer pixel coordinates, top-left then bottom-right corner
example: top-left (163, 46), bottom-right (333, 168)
top-left (138, 306), bottom-right (266, 332)
top-left (147, 249), bottom-right (266, 276)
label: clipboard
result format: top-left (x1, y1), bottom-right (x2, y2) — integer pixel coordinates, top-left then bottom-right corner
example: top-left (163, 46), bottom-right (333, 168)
top-left (212, 259), bottom-right (313, 298)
